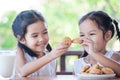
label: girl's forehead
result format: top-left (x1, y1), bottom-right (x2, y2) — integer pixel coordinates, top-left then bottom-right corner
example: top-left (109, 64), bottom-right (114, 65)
top-left (27, 21), bottom-right (47, 32)
top-left (79, 19), bottom-right (103, 33)
top-left (79, 19), bottom-right (99, 30)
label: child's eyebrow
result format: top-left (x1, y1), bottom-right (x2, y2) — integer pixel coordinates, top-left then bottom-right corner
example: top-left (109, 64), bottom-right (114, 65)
top-left (89, 30), bottom-right (97, 33)
top-left (31, 28), bottom-right (48, 35)
top-left (90, 30), bottom-right (96, 32)
top-left (79, 32), bottom-right (83, 34)
top-left (43, 28), bottom-right (48, 31)
top-left (79, 30), bottom-right (97, 34)
top-left (31, 33), bottom-right (38, 35)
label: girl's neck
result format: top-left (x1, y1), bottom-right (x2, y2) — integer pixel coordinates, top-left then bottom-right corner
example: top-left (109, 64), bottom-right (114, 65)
top-left (36, 52), bottom-right (45, 58)
top-left (99, 49), bottom-right (107, 55)
top-left (85, 55), bottom-right (97, 65)
top-left (85, 50), bottom-right (107, 65)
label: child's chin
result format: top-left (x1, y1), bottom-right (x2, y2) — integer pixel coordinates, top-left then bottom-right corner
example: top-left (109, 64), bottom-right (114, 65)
top-left (35, 50), bottom-right (44, 53)
top-left (37, 48), bottom-right (45, 52)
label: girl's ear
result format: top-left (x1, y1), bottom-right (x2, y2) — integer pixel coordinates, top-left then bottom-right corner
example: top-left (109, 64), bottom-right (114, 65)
top-left (105, 30), bottom-right (112, 41)
top-left (17, 35), bottom-right (26, 44)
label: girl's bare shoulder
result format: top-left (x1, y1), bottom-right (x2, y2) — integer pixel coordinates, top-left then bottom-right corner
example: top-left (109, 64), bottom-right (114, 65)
top-left (112, 51), bottom-right (120, 61)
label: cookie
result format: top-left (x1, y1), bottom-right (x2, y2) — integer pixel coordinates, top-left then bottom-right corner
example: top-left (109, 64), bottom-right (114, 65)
top-left (91, 64), bottom-right (99, 69)
top-left (80, 64), bottom-right (114, 75)
top-left (89, 68), bottom-right (101, 74)
top-left (101, 67), bottom-right (114, 74)
top-left (72, 38), bottom-right (83, 44)
top-left (80, 65), bottom-right (90, 73)
top-left (61, 37), bottom-right (72, 46)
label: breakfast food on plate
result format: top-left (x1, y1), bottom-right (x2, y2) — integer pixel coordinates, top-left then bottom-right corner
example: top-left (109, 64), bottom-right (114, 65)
top-left (101, 67), bottom-right (114, 74)
top-left (72, 38), bottom-right (83, 44)
top-left (89, 64), bottom-right (102, 74)
top-left (89, 68), bottom-right (101, 74)
top-left (61, 37), bottom-right (72, 46)
top-left (80, 64), bottom-right (114, 75)
top-left (91, 64), bottom-right (100, 69)
top-left (80, 65), bottom-right (90, 74)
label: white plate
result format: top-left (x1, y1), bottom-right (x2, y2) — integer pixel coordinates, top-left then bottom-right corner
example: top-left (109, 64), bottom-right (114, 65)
top-left (76, 74), bottom-right (116, 80)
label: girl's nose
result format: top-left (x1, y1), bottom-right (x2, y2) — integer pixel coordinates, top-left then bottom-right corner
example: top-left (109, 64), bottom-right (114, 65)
top-left (85, 36), bottom-right (90, 39)
top-left (38, 36), bottom-right (44, 42)
top-left (82, 35), bottom-right (90, 39)
top-left (82, 36), bottom-right (91, 42)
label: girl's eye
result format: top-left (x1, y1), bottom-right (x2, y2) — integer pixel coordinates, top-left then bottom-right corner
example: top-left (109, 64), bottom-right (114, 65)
top-left (32, 35), bottom-right (38, 38)
top-left (90, 33), bottom-right (95, 35)
top-left (80, 34), bottom-right (84, 37)
top-left (43, 31), bottom-right (48, 34)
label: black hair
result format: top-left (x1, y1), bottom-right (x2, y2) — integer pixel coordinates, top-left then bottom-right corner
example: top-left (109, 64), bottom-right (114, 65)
top-left (79, 11), bottom-right (120, 57)
top-left (12, 10), bottom-right (52, 57)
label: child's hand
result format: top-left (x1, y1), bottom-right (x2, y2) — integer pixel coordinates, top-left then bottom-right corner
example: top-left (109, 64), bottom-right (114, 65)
top-left (51, 42), bottom-right (70, 57)
top-left (50, 37), bottom-right (72, 57)
top-left (81, 38), bottom-right (98, 55)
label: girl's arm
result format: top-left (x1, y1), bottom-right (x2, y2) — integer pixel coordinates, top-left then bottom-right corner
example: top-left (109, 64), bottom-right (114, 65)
top-left (15, 42), bottom-right (69, 77)
top-left (82, 38), bottom-right (120, 77)
top-left (15, 47), bottom-right (26, 76)
top-left (90, 52), bottom-right (120, 77)
top-left (112, 52), bottom-right (120, 63)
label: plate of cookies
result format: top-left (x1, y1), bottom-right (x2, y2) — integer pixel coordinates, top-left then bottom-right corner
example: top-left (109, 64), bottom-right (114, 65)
top-left (77, 64), bottom-right (116, 79)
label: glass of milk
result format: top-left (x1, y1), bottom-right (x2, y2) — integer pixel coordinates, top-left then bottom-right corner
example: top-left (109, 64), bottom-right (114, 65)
top-left (0, 50), bottom-right (16, 79)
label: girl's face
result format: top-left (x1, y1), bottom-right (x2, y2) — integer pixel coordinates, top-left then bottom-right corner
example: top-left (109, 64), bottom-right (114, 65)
top-left (79, 19), bottom-right (108, 53)
top-left (22, 21), bottom-right (49, 54)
